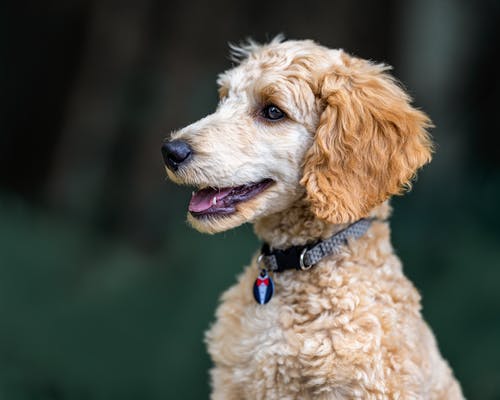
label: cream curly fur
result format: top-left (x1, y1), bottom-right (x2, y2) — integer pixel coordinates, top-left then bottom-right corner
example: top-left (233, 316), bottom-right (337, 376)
top-left (166, 38), bottom-right (463, 399)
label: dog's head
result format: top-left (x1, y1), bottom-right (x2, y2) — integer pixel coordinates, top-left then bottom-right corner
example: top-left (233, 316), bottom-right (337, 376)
top-left (162, 38), bottom-right (433, 234)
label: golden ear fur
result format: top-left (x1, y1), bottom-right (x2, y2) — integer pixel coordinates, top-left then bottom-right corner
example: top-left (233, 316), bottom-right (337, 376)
top-left (301, 53), bottom-right (433, 224)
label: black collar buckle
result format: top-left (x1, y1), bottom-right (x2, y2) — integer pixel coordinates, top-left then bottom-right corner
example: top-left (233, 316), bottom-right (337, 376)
top-left (260, 242), bottom-right (314, 272)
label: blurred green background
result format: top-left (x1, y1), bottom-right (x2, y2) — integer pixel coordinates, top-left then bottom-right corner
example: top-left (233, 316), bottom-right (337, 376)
top-left (2, 0), bottom-right (500, 399)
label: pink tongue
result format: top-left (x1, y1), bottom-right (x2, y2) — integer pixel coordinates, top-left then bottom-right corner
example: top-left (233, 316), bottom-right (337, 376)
top-left (189, 187), bottom-right (233, 212)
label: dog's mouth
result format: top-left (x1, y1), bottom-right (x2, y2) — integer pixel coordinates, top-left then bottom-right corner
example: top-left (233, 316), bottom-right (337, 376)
top-left (189, 179), bottom-right (274, 218)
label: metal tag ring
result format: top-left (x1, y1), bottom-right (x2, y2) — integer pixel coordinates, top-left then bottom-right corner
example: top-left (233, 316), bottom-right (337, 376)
top-left (257, 254), bottom-right (264, 266)
top-left (299, 248), bottom-right (313, 270)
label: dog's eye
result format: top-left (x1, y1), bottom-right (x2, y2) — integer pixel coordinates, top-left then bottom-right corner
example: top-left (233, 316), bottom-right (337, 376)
top-left (262, 105), bottom-right (285, 121)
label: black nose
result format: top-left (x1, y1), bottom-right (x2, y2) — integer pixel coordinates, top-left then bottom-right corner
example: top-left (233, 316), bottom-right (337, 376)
top-left (161, 140), bottom-right (192, 171)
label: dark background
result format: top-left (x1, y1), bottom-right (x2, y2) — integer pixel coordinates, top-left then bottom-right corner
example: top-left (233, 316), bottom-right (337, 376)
top-left (2, 0), bottom-right (500, 399)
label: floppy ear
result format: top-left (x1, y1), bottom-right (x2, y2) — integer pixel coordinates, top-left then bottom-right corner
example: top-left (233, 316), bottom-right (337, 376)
top-left (301, 53), bottom-right (433, 224)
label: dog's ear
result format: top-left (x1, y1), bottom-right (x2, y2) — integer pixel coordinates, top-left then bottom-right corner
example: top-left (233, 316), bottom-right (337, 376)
top-left (301, 53), bottom-right (433, 224)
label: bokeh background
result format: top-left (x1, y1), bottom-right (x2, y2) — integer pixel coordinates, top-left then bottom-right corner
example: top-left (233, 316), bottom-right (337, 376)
top-left (2, 0), bottom-right (500, 398)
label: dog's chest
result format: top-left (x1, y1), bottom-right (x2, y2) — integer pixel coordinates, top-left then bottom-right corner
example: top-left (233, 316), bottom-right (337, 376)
top-left (204, 256), bottom-right (436, 399)
top-left (205, 266), bottom-right (311, 397)
top-left (204, 261), bottom-right (385, 397)
top-left (205, 265), bottom-right (291, 367)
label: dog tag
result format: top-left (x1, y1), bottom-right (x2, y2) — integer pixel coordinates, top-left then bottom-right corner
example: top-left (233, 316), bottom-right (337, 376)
top-left (253, 269), bottom-right (274, 305)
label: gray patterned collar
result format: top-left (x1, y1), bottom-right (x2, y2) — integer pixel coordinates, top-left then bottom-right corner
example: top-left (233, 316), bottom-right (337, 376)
top-left (259, 218), bottom-right (373, 272)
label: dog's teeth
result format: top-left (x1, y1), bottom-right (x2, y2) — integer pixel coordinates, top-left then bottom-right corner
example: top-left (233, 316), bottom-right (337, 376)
top-left (212, 196), bottom-right (217, 206)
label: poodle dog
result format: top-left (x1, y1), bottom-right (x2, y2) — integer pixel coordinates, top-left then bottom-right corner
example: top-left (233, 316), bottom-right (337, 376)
top-left (162, 38), bottom-right (463, 399)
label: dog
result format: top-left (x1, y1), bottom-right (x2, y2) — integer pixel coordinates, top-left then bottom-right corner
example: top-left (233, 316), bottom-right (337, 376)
top-left (162, 37), bottom-right (464, 399)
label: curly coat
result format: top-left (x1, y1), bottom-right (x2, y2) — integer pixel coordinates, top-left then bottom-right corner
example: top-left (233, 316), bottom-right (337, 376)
top-left (165, 38), bottom-right (463, 399)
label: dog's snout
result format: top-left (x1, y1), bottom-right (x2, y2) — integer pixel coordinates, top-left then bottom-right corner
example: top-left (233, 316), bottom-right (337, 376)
top-left (162, 140), bottom-right (192, 171)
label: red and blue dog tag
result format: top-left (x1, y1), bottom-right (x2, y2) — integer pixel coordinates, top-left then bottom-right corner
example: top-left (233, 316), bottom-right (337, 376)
top-left (253, 269), bottom-right (274, 305)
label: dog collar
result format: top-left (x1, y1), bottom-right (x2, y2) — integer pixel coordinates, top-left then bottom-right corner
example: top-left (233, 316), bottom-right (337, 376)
top-left (253, 218), bottom-right (373, 304)
top-left (259, 218), bottom-right (373, 272)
